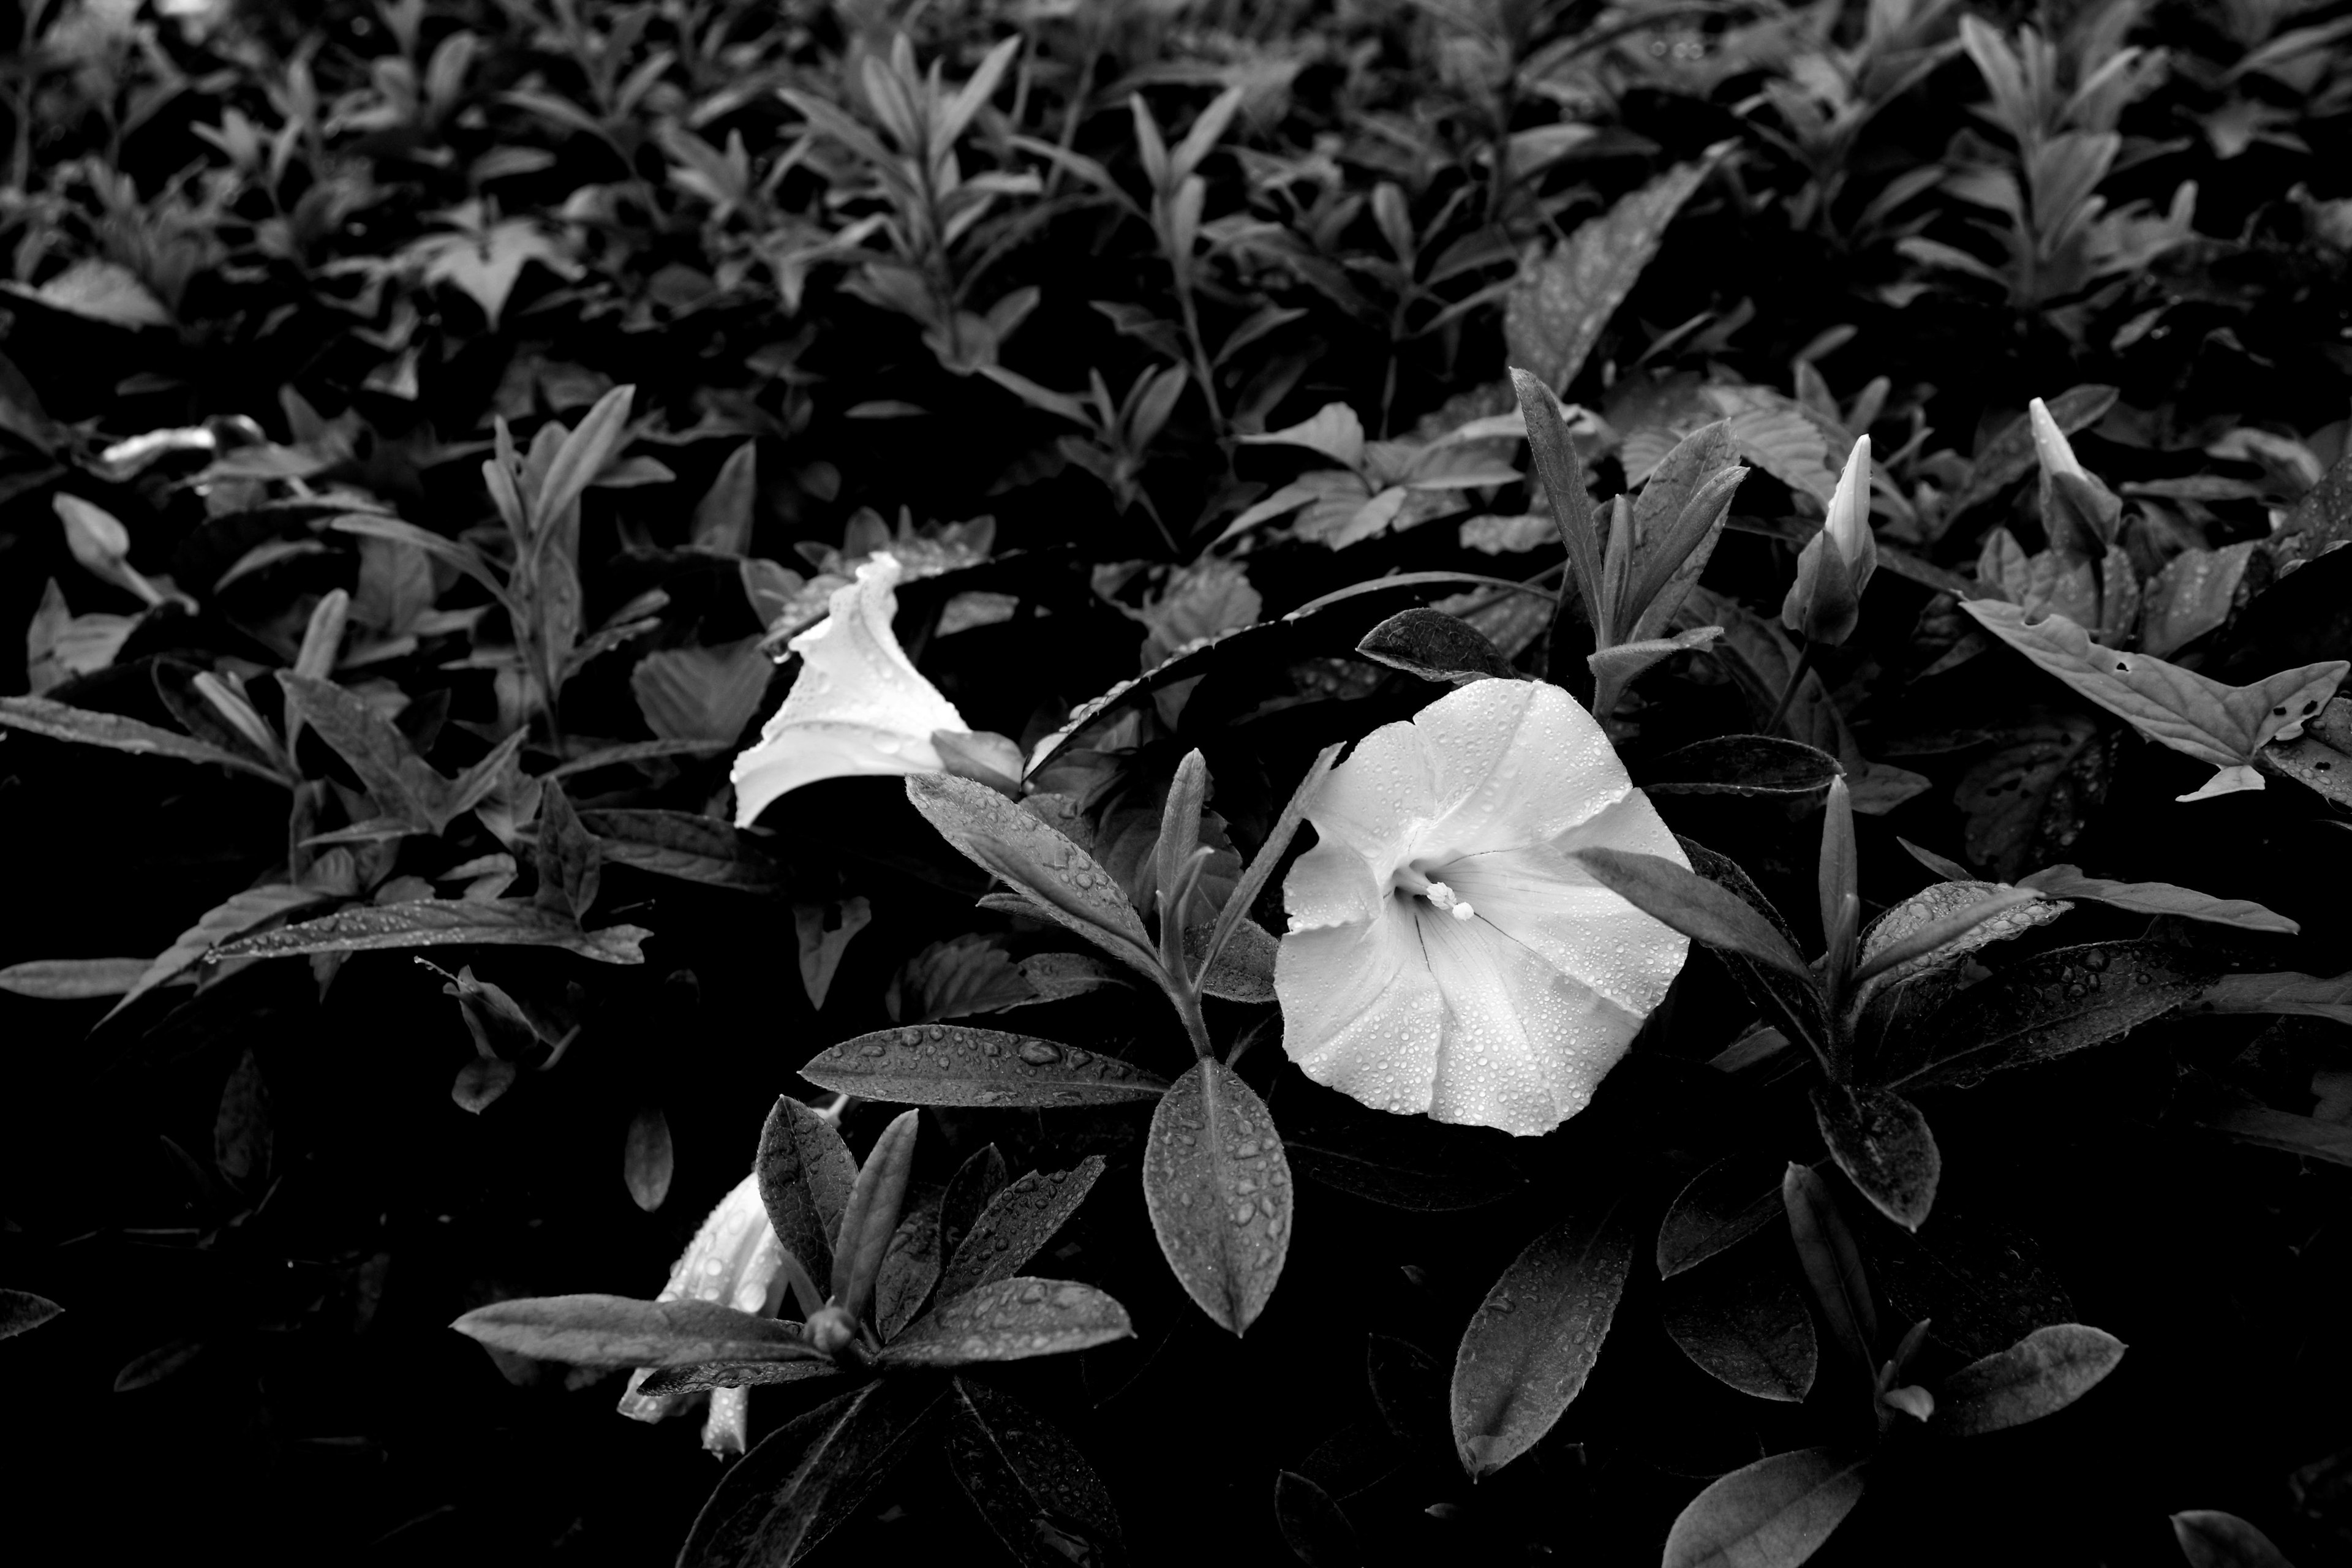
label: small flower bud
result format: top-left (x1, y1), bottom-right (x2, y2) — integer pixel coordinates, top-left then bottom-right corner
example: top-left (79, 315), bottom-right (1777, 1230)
top-left (804, 1303), bottom-right (858, 1357)
top-left (1781, 435), bottom-right (1876, 646)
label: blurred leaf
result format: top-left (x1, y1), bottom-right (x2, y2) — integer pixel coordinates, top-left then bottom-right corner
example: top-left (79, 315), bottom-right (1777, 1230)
top-left (2140, 543), bottom-right (2258, 659)
top-left (1144, 1058), bottom-right (1292, 1336)
top-left (1930, 1323), bottom-right (2126, 1436)
top-left (636, 1360), bottom-right (842, 1396)
top-left (1661, 1447), bottom-right (1868, 1568)
top-left (1273, 1470), bottom-right (1361, 1567)
top-left (678, 1380), bottom-right (948, 1568)
top-left (2171, 1510), bottom-right (2299, 1568)
top-left (1659, 1154), bottom-right (1787, 1278)
top-left (693, 442), bottom-right (760, 554)
top-left (2193, 970), bottom-right (2352, 1025)
top-left (1782, 1164), bottom-right (1876, 1374)
top-left (1355, 608), bottom-right (1518, 683)
top-left (945, 1378), bottom-right (1127, 1568)
top-left (213, 1049), bottom-right (271, 1185)
top-left (113, 1338), bottom-right (205, 1393)
top-left (1660, 1260), bottom-right (1818, 1404)
top-left (1955, 387), bottom-right (2118, 515)
top-left (584, 809), bottom-right (780, 891)
top-left (937, 1156), bottom-right (1106, 1304)
top-left (880, 1278), bottom-right (1134, 1366)
top-left (800, 1027), bottom-right (1167, 1107)
top-left (1811, 1084), bottom-right (1940, 1232)
top-left (625, 1106), bottom-right (674, 1212)
top-left (1883, 942), bottom-right (2206, 1089)
top-left (7, 259), bottom-right (170, 328)
top-left (890, 934), bottom-right (1036, 1023)
top-left (1450, 1191), bottom-right (1640, 1479)
top-left (0, 696), bottom-right (286, 786)
top-left (632, 638), bottom-right (772, 745)
top-left (794, 899), bottom-right (873, 1011)
top-left (0, 1290), bottom-right (63, 1340)
top-left (2015, 866), bottom-right (2295, 933)
top-left (451, 1295), bottom-right (823, 1367)
top-left (1643, 736), bottom-right (1842, 797)
top-left (756, 1095), bottom-right (858, 1291)
top-left (1872, 1210), bottom-right (2076, 1363)
top-left (209, 899), bottom-right (647, 965)
top-left (1506, 155), bottom-right (1717, 393)
top-left (0, 956), bottom-right (176, 999)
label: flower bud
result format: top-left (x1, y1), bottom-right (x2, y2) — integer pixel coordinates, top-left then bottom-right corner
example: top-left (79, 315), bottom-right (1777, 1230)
top-left (1780, 435), bottom-right (1875, 646)
top-left (804, 1303), bottom-right (859, 1356)
top-left (2029, 398), bottom-right (2120, 562)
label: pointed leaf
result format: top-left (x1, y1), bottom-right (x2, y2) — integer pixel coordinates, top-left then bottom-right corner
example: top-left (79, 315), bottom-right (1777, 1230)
top-left (0, 957), bottom-right (162, 999)
top-left (1143, 1058), bottom-right (1292, 1336)
top-left (871, 1191), bottom-right (944, 1342)
top-left (1660, 1261), bottom-right (1818, 1404)
top-left (1643, 735), bottom-right (1842, 797)
top-left (2015, 866), bottom-right (2296, 934)
top-left (1239, 402), bottom-right (1365, 469)
top-left (0, 1290), bottom-right (62, 1340)
top-left (798, 1027), bottom-right (1167, 1107)
top-left (1200, 743), bottom-right (1341, 989)
top-left (1512, 369), bottom-right (1605, 640)
top-left (944, 1379), bottom-right (1127, 1568)
top-left (1504, 156), bottom-right (1714, 394)
top-left (1659, 1154), bottom-right (1788, 1278)
top-left (938, 1156), bottom-right (1106, 1305)
top-left (0, 695), bottom-right (287, 785)
top-left (582, 809), bottom-right (781, 891)
top-left (208, 900), bottom-right (647, 965)
top-left (451, 1295), bottom-right (823, 1367)
top-left (941, 1144), bottom-right (1010, 1264)
top-left (2171, 1511), bottom-right (2299, 1568)
top-left (1569, 848), bottom-right (1813, 981)
top-left (532, 777), bottom-right (602, 920)
top-left (1450, 1192), bottom-right (1641, 1478)
top-left (104, 884), bottom-right (331, 1023)
top-left (693, 441), bottom-right (760, 554)
top-left (635, 1360), bottom-right (842, 1396)
top-left (793, 899), bottom-right (872, 1010)
top-left (756, 1096), bottom-right (858, 1290)
top-left (1661, 1447), bottom-right (1868, 1568)
top-left (1930, 1323), bottom-right (2127, 1436)
top-left (1811, 1084), bottom-right (1940, 1232)
top-left (1355, 608), bottom-right (1519, 683)
top-left (1782, 1164), bottom-right (1876, 1373)
top-left (277, 673), bottom-right (440, 829)
top-left (624, 1106), bottom-right (674, 1212)
top-left (831, 1110), bottom-right (919, 1324)
top-left (881, 1278), bottom-right (1134, 1366)
top-left (1883, 941), bottom-right (2207, 1090)
top-left (678, 1380), bottom-right (948, 1568)
top-left (1273, 1470), bottom-right (1362, 1567)
top-left (532, 384), bottom-right (635, 534)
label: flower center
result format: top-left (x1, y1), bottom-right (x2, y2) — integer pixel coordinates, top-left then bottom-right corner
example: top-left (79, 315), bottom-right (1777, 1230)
top-left (1396, 865), bottom-right (1476, 922)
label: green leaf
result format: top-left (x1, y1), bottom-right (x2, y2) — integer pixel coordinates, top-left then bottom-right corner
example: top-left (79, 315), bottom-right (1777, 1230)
top-left (1882, 941), bottom-right (2207, 1090)
top-left (2015, 866), bottom-right (2296, 934)
top-left (278, 673), bottom-right (459, 831)
top-left (1782, 1164), bottom-right (1876, 1374)
top-left (1658, 1153), bottom-right (1788, 1278)
top-left (1956, 711), bottom-right (2111, 880)
top-left (623, 1106), bottom-right (673, 1213)
top-left (630, 638), bottom-right (773, 745)
top-left (1569, 847), bottom-right (1814, 982)
top-left (1512, 369), bottom-right (1605, 643)
top-left (1199, 742), bottom-right (1341, 991)
top-left (830, 1110), bottom-right (920, 1326)
top-left (870, 1192), bottom-right (944, 1342)
top-left (1185, 914), bottom-right (1278, 1003)
top-left (1811, 1084), bottom-right (1940, 1232)
top-left (0, 695), bottom-right (287, 786)
top-left (756, 1096), bottom-right (858, 1296)
top-left (1643, 735), bottom-right (1842, 797)
top-left (1272, 1470), bottom-right (1361, 1568)
top-left (1660, 1259), bottom-right (1818, 1404)
top-left (907, 772), bottom-right (1163, 980)
top-left (880, 1278), bottom-right (1134, 1366)
top-left (1679, 840), bottom-right (1834, 1065)
top-left (1661, 1447), bottom-right (1868, 1568)
top-left (2187, 1099), bottom-right (2352, 1168)
top-left (2192, 969), bottom-right (2352, 1025)
top-left (1449, 1191), bottom-right (1641, 1479)
top-left (937, 1156), bottom-right (1107, 1305)
top-left (1852, 882), bottom-right (2064, 996)
top-left (107, 884), bottom-right (333, 1023)
top-left (634, 1360), bottom-right (842, 1396)
top-left (1628, 424), bottom-right (1745, 639)
top-left (207, 899), bottom-right (648, 965)
top-left (692, 441), bottom-right (760, 554)
top-left (941, 1144), bottom-right (1011, 1264)
top-left (799, 1026), bottom-right (1167, 1107)
top-left (1355, 608), bottom-right (1520, 683)
top-left (1143, 1058), bottom-right (1293, 1336)
top-left (2171, 1511), bottom-right (2299, 1568)
top-left (0, 1289), bottom-right (63, 1340)
top-left (943, 1379), bottom-right (1127, 1568)
top-left (532, 777), bottom-right (602, 921)
top-left (583, 809), bottom-right (781, 891)
top-left (0, 957), bottom-right (175, 1000)
top-left (533, 383), bottom-right (635, 535)
top-left (450, 1294), bottom-right (823, 1368)
top-left (677, 1381), bottom-right (949, 1568)
top-left (1930, 1323), bottom-right (2127, 1436)
top-left (1504, 154), bottom-right (1716, 394)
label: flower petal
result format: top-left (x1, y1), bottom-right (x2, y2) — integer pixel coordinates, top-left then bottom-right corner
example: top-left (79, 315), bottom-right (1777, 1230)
top-left (1415, 904), bottom-right (1643, 1136)
top-left (729, 553), bottom-right (968, 824)
top-left (1275, 906), bottom-right (1444, 1117)
top-left (1283, 841), bottom-right (1389, 932)
top-left (1442, 845), bottom-right (1687, 1017)
top-left (1303, 710), bottom-right (1434, 867)
top-left (1412, 680), bottom-right (1635, 854)
top-left (616, 1170), bottom-right (786, 1425)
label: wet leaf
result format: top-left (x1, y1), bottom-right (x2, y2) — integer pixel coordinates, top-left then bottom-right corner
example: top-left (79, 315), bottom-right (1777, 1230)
top-left (940, 1143), bottom-right (1011, 1263)
top-left (0, 1290), bottom-right (62, 1340)
top-left (1659, 1154), bottom-right (1788, 1278)
top-left (0, 957), bottom-right (162, 999)
top-left (1660, 1260), bottom-right (1818, 1404)
top-left (635, 1360), bottom-right (842, 1396)
top-left (1811, 1084), bottom-right (1940, 1232)
top-left (2171, 1510), bottom-right (2299, 1568)
top-left (208, 899), bottom-right (648, 965)
top-left (880, 1277), bottom-right (1134, 1366)
top-left (1366, 1334), bottom-right (1447, 1448)
top-left (1569, 847), bottom-right (1812, 982)
top-left (2014, 866), bottom-right (2295, 934)
top-left (945, 1378), bottom-right (1127, 1568)
top-left (1643, 735), bottom-right (1842, 797)
top-left (1143, 1058), bottom-right (1293, 1336)
top-left (451, 1295), bottom-right (824, 1367)
top-left (1871, 1210), bottom-right (2075, 1363)
top-left (872, 1189), bottom-right (944, 1341)
top-left (1782, 1164), bottom-right (1876, 1374)
top-left (831, 1109), bottom-right (920, 1325)
top-left (1680, 841), bottom-right (1834, 1063)
top-left (1661, 1447), bottom-right (1868, 1568)
top-left (1956, 712), bottom-right (2111, 880)
top-left (1954, 386), bottom-right (2117, 514)
top-left (937, 1156), bottom-right (1106, 1304)
top-left (1273, 1469), bottom-right (1362, 1567)
top-left (213, 1049), bottom-right (271, 1185)
top-left (1450, 1191), bottom-right (1641, 1479)
top-left (1883, 941), bottom-right (2207, 1090)
top-left (1931, 1323), bottom-right (2126, 1436)
top-left (1355, 608), bottom-right (1520, 683)
top-left (0, 695), bottom-right (286, 785)
top-left (799, 1026), bottom-right (1167, 1107)
top-left (1505, 155), bottom-right (1717, 393)
top-left (756, 1096), bottom-right (858, 1289)
top-left (108, 884), bottom-right (333, 1023)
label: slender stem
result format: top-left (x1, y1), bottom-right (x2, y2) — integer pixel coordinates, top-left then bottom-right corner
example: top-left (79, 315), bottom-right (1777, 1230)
top-left (1766, 641), bottom-right (1820, 734)
top-left (1169, 980), bottom-right (1215, 1061)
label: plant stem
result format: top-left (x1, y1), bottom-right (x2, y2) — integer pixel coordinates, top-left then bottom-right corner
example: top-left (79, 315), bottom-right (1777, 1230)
top-left (1766, 641), bottom-right (1819, 734)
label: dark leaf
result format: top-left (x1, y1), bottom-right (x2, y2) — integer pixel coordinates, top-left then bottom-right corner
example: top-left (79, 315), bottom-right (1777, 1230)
top-left (1273, 1470), bottom-right (1362, 1567)
top-left (532, 778), bottom-right (602, 921)
top-left (1681, 840), bottom-right (1834, 1062)
top-left (945, 1378), bottom-right (1127, 1568)
top-left (1355, 608), bottom-right (1520, 683)
top-left (631, 639), bottom-right (774, 745)
top-left (871, 1189), bottom-right (944, 1341)
top-left (1661, 1447), bottom-right (1868, 1568)
top-left (1143, 1057), bottom-right (1293, 1336)
top-left (1930, 1323), bottom-right (2127, 1436)
top-left (1366, 1334), bottom-right (1447, 1448)
top-left (794, 899), bottom-right (872, 1009)
top-left (1569, 848), bottom-right (1813, 982)
top-left (1200, 743), bottom-right (1341, 985)
top-left (113, 1338), bottom-right (205, 1392)
top-left (940, 1144), bottom-right (1010, 1263)
top-left (678, 1379), bottom-right (948, 1568)
top-left (2171, 1510), bottom-right (2299, 1568)
top-left (0, 1290), bottom-right (63, 1340)
top-left (1660, 1261), bottom-right (1818, 1404)
top-left (0, 695), bottom-right (286, 786)
top-left (1659, 1154), bottom-right (1789, 1278)
top-left (1871, 1211), bottom-right (2075, 1363)
top-left (622, 1106), bottom-right (674, 1212)
top-left (279, 673), bottom-right (442, 828)
top-left (1811, 1084), bottom-right (1940, 1232)
top-left (1450, 1191), bottom-right (1642, 1478)
top-left (2191, 970), bottom-right (2352, 1025)
top-left (636, 1360), bottom-right (842, 1396)
top-left (799, 1027), bottom-right (1167, 1107)
top-left (106, 886), bottom-right (355, 1027)
top-left (208, 899), bottom-right (648, 965)
top-left (692, 440), bottom-right (760, 554)
top-left (1504, 156), bottom-right (1715, 396)
top-left (2014, 865), bottom-right (2296, 934)
top-left (450, 1294), bottom-right (823, 1367)
top-left (1956, 712), bottom-right (2111, 880)
top-left (756, 1096), bottom-right (858, 1290)
top-left (213, 1049), bottom-right (271, 1185)
top-left (1514, 368), bottom-right (1605, 652)
top-left (831, 1109), bottom-right (920, 1326)
top-left (1883, 941), bottom-right (2207, 1090)
top-left (1627, 424), bottom-right (1746, 640)
top-left (1782, 1164), bottom-right (1877, 1374)
top-left (880, 1277), bottom-right (1134, 1366)
top-left (1643, 735), bottom-right (1843, 797)
top-left (937, 1156), bottom-right (1106, 1305)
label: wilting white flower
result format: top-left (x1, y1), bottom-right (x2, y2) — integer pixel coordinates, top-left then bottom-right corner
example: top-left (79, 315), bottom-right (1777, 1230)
top-left (1781, 434), bottom-right (1875, 646)
top-left (731, 553), bottom-right (974, 826)
top-left (1274, 679), bottom-right (1691, 1136)
top-left (615, 1170), bottom-right (786, 1456)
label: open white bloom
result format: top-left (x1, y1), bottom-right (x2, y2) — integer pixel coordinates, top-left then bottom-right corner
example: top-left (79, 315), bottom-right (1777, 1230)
top-left (731, 552), bottom-right (971, 826)
top-left (615, 1170), bottom-right (786, 1455)
top-left (1275, 679), bottom-right (1690, 1136)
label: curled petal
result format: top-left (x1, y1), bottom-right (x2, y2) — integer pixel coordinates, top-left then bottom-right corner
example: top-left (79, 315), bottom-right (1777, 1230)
top-left (1284, 841), bottom-right (1390, 933)
top-left (730, 554), bottom-right (968, 825)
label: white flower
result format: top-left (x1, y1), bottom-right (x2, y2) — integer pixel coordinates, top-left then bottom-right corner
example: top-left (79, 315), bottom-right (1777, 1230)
top-left (1274, 679), bottom-right (1691, 1136)
top-left (731, 553), bottom-right (972, 826)
top-left (614, 1170), bottom-right (786, 1456)
top-left (1781, 435), bottom-right (1875, 646)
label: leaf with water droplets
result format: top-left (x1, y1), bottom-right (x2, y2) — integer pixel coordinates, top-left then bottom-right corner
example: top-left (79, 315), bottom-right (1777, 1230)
top-left (1660, 1447), bottom-right (1868, 1568)
top-left (581, 809), bottom-right (782, 891)
top-left (1658, 1153), bottom-right (1788, 1278)
top-left (207, 899), bottom-right (649, 965)
top-left (937, 1156), bottom-right (1106, 1305)
top-left (1929, 1322), bottom-right (2126, 1437)
top-left (1144, 1058), bottom-right (1292, 1336)
top-left (1811, 1084), bottom-right (1940, 1232)
top-left (798, 1025), bottom-right (1168, 1108)
top-left (1355, 606), bottom-right (1521, 684)
top-left (635, 1360), bottom-right (843, 1396)
top-left (756, 1096), bottom-right (857, 1292)
top-left (1660, 1261), bottom-right (1817, 1404)
top-left (1880, 941), bottom-right (2207, 1090)
top-left (677, 1379), bottom-right (949, 1568)
top-left (944, 1377), bottom-right (1128, 1568)
top-left (880, 1276), bottom-right (1134, 1366)
top-left (1449, 1191), bottom-right (1642, 1479)
top-left (450, 1294), bottom-right (826, 1368)
top-left (906, 772), bottom-right (1163, 980)
top-left (2013, 865), bottom-right (2296, 934)
top-left (831, 1109), bottom-right (919, 1327)
top-left (871, 1187), bottom-right (945, 1342)
top-left (941, 1144), bottom-right (1009, 1263)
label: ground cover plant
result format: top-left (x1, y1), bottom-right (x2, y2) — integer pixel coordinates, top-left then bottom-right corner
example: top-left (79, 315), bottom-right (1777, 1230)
top-left (4, 0), bottom-right (2351, 1562)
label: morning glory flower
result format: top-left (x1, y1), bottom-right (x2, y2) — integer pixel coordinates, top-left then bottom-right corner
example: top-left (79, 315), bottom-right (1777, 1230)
top-left (1781, 434), bottom-right (1875, 646)
top-left (614, 1169), bottom-right (786, 1455)
top-left (1275, 679), bottom-right (1691, 1136)
top-left (731, 552), bottom-right (974, 826)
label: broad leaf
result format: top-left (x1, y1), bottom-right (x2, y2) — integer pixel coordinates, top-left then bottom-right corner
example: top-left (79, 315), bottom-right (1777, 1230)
top-left (1851, 881), bottom-right (2063, 999)
top-left (1955, 711), bottom-right (2111, 880)
top-left (1871, 1210), bottom-right (2076, 1363)
top-left (1513, 369), bottom-right (1604, 641)
top-left (1883, 941), bottom-right (2207, 1089)
top-left (1355, 608), bottom-right (1520, 683)
top-left (450, 1295), bottom-right (823, 1367)
top-left (2171, 1510), bottom-right (2299, 1568)
top-left (1680, 840), bottom-right (1834, 1064)
top-left (1661, 1447), bottom-right (1868, 1568)
top-left (937, 1156), bottom-right (1106, 1305)
top-left (1811, 1084), bottom-right (1940, 1232)
top-left (831, 1109), bottom-right (919, 1325)
top-left (208, 900), bottom-right (647, 965)
top-left (2192, 970), bottom-right (2352, 1025)
top-left (0, 695), bottom-right (286, 785)
top-left (870, 1191), bottom-right (944, 1342)
top-left (1450, 1191), bottom-right (1640, 1479)
top-left (799, 1027), bottom-right (1167, 1107)
top-left (635, 1361), bottom-right (842, 1396)
top-left (1643, 735), bottom-right (1842, 797)
top-left (532, 777), bottom-right (601, 921)
top-left (279, 673), bottom-right (456, 830)
top-left (1143, 1058), bottom-right (1292, 1336)
top-left (2015, 866), bottom-right (2296, 934)
top-left (880, 1278), bottom-right (1134, 1366)
top-left (1627, 422), bottom-right (1745, 639)
top-left (1659, 1154), bottom-right (1788, 1278)
top-left (1570, 847), bottom-right (1813, 982)
top-left (1930, 1322), bottom-right (2127, 1436)
top-left (756, 1096), bottom-right (858, 1291)
top-left (1660, 1261), bottom-right (1818, 1404)
top-left (944, 1379), bottom-right (1127, 1568)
